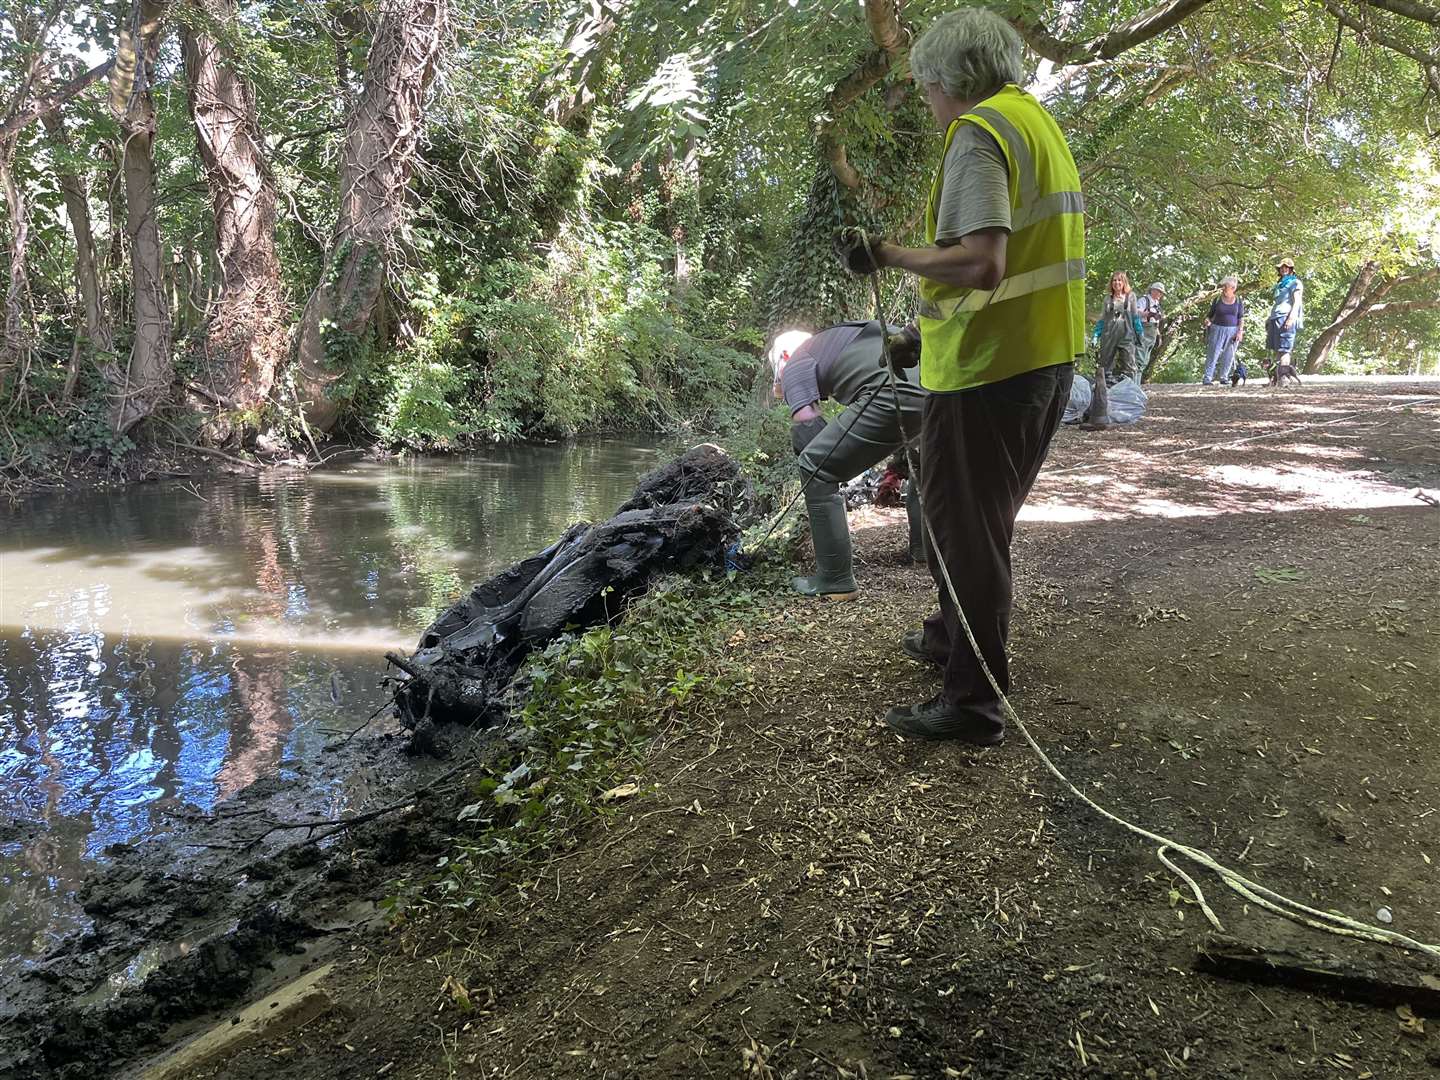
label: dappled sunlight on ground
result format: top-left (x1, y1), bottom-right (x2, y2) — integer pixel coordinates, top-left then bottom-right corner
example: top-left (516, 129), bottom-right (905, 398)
top-left (1021, 381), bottom-right (1440, 527)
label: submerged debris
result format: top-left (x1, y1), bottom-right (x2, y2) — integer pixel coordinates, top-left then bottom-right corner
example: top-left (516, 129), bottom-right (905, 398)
top-left (390, 444), bottom-right (743, 733)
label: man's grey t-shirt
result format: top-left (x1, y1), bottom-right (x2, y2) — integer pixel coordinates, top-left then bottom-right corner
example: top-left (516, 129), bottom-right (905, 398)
top-left (780, 323), bottom-right (866, 413)
top-left (934, 123), bottom-right (1012, 243)
top-left (781, 322), bottom-right (917, 412)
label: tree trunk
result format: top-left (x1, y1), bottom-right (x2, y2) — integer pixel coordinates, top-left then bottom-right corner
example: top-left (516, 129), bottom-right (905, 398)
top-left (664, 133), bottom-right (698, 297)
top-left (41, 109), bottom-right (115, 363)
top-left (0, 153), bottom-right (31, 383)
top-left (106, 0), bottom-right (174, 434)
top-left (182, 0), bottom-right (286, 437)
top-left (0, 6), bottom-right (52, 389)
top-left (293, 0), bottom-right (448, 434)
top-left (1303, 260), bottom-right (1378, 373)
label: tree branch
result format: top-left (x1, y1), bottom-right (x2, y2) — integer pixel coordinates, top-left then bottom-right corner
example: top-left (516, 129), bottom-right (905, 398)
top-left (865, 0), bottom-right (909, 55)
top-left (1332, 265), bottom-right (1439, 332)
top-left (1359, 0), bottom-right (1440, 25)
top-left (1319, 0), bottom-right (1439, 67)
top-left (1364, 298), bottom-right (1440, 313)
top-left (1012, 0), bottom-right (1218, 65)
top-left (0, 59), bottom-right (114, 142)
top-left (817, 0), bottom-right (910, 189)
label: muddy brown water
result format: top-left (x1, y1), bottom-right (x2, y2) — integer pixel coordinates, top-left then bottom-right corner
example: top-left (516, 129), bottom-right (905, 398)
top-left (0, 439), bottom-right (662, 978)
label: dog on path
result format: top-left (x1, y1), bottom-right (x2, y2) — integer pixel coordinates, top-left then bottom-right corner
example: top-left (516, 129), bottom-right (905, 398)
top-left (1268, 363), bottom-right (1302, 387)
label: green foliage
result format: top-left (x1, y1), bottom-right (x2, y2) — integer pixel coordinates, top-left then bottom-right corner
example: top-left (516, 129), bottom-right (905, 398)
top-left (717, 398), bottom-right (797, 514)
top-left (1054, 0), bottom-right (1440, 375)
top-left (361, 204), bottom-right (755, 448)
top-left (7, 0), bottom-right (1440, 472)
top-left (383, 572), bottom-right (775, 919)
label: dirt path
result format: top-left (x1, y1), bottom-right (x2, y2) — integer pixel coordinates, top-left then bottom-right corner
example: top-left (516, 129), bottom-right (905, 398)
top-left (142, 382), bottom-right (1440, 1078)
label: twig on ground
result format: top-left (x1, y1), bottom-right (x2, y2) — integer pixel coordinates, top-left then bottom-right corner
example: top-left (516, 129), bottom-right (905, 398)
top-left (239, 760), bottom-right (471, 851)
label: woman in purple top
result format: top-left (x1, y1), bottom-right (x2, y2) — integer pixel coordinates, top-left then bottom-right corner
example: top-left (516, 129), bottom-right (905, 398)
top-left (1202, 276), bottom-right (1245, 385)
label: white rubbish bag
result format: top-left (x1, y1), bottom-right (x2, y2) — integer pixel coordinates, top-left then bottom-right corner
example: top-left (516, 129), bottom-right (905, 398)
top-left (1104, 376), bottom-right (1148, 424)
top-left (1063, 372), bottom-right (1092, 424)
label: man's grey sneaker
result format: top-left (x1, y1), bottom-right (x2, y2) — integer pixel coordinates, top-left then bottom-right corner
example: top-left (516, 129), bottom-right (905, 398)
top-left (884, 695), bottom-right (1005, 746)
top-left (901, 629), bottom-right (941, 666)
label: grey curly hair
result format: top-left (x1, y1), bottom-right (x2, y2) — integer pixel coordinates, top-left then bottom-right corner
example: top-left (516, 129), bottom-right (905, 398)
top-left (909, 9), bottom-right (1024, 102)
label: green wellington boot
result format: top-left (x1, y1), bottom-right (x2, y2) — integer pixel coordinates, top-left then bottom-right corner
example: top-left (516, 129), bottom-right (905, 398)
top-left (792, 491), bottom-right (859, 601)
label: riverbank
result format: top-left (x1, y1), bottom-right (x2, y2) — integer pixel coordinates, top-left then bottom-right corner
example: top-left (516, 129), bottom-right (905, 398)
top-left (0, 438), bottom-right (371, 503)
top-left (0, 415), bottom-right (691, 505)
top-left (5, 382), bottom-right (1439, 1079)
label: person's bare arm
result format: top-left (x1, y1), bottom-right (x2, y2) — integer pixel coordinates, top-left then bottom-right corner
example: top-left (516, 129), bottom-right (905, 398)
top-left (874, 228), bottom-right (1008, 291)
top-left (1283, 282), bottom-right (1303, 328)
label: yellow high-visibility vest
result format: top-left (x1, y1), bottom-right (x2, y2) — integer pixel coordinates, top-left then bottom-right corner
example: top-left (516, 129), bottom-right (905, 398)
top-left (919, 84), bottom-right (1087, 392)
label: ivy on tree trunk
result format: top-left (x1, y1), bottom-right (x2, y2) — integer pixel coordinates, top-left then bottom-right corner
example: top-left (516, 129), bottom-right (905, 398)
top-left (292, 0), bottom-right (448, 434)
top-left (106, 0), bottom-right (174, 435)
top-left (182, 0), bottom-right (287, 440)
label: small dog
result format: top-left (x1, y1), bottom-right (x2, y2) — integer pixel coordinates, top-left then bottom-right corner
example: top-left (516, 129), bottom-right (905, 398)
top-left (1268, 363), bottom-right (1302, 387)
top-left (1229, 361), bottom-right (1248, 387)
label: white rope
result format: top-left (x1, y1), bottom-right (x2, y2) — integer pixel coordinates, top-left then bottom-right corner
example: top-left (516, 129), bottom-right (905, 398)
top-left (857, 239), bottom-right (1440, 962)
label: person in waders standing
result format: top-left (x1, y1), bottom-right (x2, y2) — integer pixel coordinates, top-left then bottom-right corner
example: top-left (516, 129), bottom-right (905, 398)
top-left (840, 8), bottom-right (1085, 745)
top-left (776, 321), bottom-right (927, 600)
top-left (1092, 271), bottom-right (1143, 384)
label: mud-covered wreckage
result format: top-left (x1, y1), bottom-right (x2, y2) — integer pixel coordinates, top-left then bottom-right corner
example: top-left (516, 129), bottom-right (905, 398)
top-left (389, 443), bottom-right (744, 735)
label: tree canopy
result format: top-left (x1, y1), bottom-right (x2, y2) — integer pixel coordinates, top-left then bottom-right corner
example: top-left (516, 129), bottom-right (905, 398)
top-left (1, 0), bottom-right (1437, 467)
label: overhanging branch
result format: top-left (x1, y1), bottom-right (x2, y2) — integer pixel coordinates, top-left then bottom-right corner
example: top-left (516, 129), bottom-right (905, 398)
top-left (1012, 0), bottom-right (1218, 65)
top-left (1359, 0), bottom-right (1440, 25)
top-left (0, 59), bottom-right (114, 143)
top-left (816, 0), bottom-right (910, 190)
top-left (1320, 0), bottom-right (1439, 66)
top-left (1365, 297), bottom-right (1440, 312)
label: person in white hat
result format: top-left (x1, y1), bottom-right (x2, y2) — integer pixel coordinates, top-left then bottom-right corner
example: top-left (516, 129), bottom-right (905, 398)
top-left (1134, 281), bottom-right (1166, 380)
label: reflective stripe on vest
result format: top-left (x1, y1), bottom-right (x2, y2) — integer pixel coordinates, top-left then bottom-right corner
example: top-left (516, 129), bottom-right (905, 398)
top-left (919, 85), bottom-right (1087, 393)
top-left (919, 257), bottom-right (1087, 320)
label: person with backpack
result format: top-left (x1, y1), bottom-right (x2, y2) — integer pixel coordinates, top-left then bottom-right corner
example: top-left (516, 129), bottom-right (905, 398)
top-left (1134, 281), bottom-right (1165, 380)
top-left (1202, 275), bottom-right (1246, 385)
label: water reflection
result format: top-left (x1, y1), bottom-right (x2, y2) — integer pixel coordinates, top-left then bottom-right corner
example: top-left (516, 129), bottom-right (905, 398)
top-left (0, 438), bottom-right (661, 973)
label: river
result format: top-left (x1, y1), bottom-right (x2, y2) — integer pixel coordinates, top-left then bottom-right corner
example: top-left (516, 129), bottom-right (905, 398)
top-left (0, 439), bottom-right (663, 976)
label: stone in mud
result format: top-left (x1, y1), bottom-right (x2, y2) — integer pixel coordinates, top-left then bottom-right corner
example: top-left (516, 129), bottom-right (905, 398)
top-left (392, 444), bottom-right (742, 730)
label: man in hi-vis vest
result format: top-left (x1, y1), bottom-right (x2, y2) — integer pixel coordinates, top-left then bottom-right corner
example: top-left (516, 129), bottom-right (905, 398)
top-left (850, 9), bottom-right (1085, 745)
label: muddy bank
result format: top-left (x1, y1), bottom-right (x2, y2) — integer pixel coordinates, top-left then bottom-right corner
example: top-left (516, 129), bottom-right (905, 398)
top-left (0, 713), bottom-right (478, 1079)
top-left (0, 445), bottom-right (745, 1080)
top-left (0, 438), bottom-right (376, 505)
